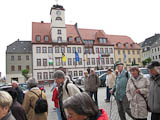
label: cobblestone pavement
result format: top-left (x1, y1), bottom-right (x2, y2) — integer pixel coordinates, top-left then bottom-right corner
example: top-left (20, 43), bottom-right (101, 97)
top-left (45, 85), bottom-right (150, 120)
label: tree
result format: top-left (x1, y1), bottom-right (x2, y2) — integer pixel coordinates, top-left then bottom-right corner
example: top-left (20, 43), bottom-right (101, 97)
top-left (142, 57), bottom-right (152, 67)
top-left (21, 69), bottom-right (29, 83)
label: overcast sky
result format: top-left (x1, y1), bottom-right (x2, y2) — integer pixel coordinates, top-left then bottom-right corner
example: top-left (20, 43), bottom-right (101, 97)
top-left (0, 0), bottom-right (160, 77)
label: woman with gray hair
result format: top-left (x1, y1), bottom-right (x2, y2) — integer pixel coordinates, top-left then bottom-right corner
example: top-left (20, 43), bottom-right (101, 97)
top-left (22, 77), bottom-right (48, 120)
top-left (0, 91), bottom-right (16, 120)
top-left (126, 66), bottom-right (150, 120)
top-left (63, 92), bottom-right (109, 120)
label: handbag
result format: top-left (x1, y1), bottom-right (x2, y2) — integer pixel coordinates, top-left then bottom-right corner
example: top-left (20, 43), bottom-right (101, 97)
top-left (130, 78), bottom-right (150, 112)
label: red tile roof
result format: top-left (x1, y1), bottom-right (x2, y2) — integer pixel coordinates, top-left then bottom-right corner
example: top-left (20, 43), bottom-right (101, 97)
top-left (106, 34), bottom-right (140, 49)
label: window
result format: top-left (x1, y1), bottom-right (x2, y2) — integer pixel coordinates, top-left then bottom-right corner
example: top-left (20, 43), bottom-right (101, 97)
top-left (26, 55), bottom-right (29, 60)
top-left (125, 43), bottom-right (128, 48)
top-left (155, 48), bottom-right (157, 52)
top-left (48, 47), bottom-right (53, 53)
top-left (78, 47), bottom-right (81, 53)
top-left (92, 58), bottom-right (95, 65)
top-left (128, 50), bottom-right (130, 54)
top-left (37, 59), bottom-right (41, 66)
top-left (57, 29), bottom-right (61, 34)
top-left (79, 71), bottom-right (83, 76)
top-left (83, 40), bottom-right (94, 44)
top-left (128, 58), bottom-right (131, 63)
top-left (89, 48), bottom-right (93, 54)
top-left (159, 55), bottom-right (160, 59)
top-left (11, 56), bottom-right (14, 61)
top-left (43, 72), bottom-right (48, 79)
top-left (75, 37), bottom-right (80, 43)
top-left (100, 48), bottom-right (104, 53)
top-left (85, 48), bottom-right (89, 54)
top-left (87, 58), bottom-right (90, 65)
top-left (74, 71), bottom-right (78, 76)
top-left (56, 17), bottom-right (62, 20)
top-left (44, 35), bottom-right (49, 42)
top-left (37, 72), bottom-right (42, 80)
top-left (101, 58), bottom-right (105, 64)
top-left (42, 47), bottom-right (47, 53)
top-left (153, 56), bottom-right (154, 60)
top-left (109, 48), bottom-right (113, 53)
top-left (96, 48), bottom-right (99, 53)
top-left (106, 58), bottom-right (109, 64)
top-left (68, 37), bottom-right (72, 42)
top-left (61, 47), bottom-right (65, 53)
top-left (55, 47), bottom-right (59, 53)
top-left (67, 47), bottom-right (71, 53)
top-left (158, 48), bottom-right (160, 51)
top-left (72, 47), bottom-right (76, 53)
top-left (79, 58), bottom-right (82, 65)
top-left (156, 56), bottom-right (158, 59)
top-left (26, 65), bottom-right (29, 70)
top-left (110, 58), bottom-right (114, 64)
top-left (49, 72), bottom-right (54, 79)
top-left (105, 48), bottom-right (108, 54)
top-left (55, 58), bottom-right (61, 66)
top-left (132, 50), bottom-right (135, 55)
top-left (18, 65), bottom-right (21, 71)
top-left (36, 47), bottom-right (41, 53)
top-left (118, 58), bottom-right (121, 62)
top-left (11, 66), bottom-right (15, 71)
top-left (68, 58), bottom-right (72, 65)
top-left (73, 58), bottom-right (77, 65)
top-left (36, 35), bottom-right (41, 41)
top-left (96, 58), bottom-right (100, 65)
top-left (123, 50), bottom-right (125, 54)
top-left (117, 43), bottom-right (121, 47)
top-left (138, 58), bottom-right (141, 62)
top-left (137, 50), bottom-right (140, 54)
top-left (62, 59), bottom-right (66, 66)
top-left (18, 56), bottom-right (21, 61)
top-left (43, 59), bottom-right (47, 66)
top-left (57, 37), bottom-right (62, 43)
top-left (99, 38), bottom-right (106, 43)
top-left (118, 50), bottom-right (120, 55)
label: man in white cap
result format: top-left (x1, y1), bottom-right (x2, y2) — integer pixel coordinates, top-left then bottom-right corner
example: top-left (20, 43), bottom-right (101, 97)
top-left (12, 81), bottom-right (24, 104)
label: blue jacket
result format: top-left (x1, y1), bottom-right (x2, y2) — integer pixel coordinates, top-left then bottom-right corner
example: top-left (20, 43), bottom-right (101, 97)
top-left (113, 70), bottom-right (129, 101)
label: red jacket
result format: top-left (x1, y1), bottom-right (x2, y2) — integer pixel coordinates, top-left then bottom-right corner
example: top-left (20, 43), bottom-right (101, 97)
top-left (52, 87), bottom-right (59, 108)
top-left (97, 109), bottom-right (109, 120)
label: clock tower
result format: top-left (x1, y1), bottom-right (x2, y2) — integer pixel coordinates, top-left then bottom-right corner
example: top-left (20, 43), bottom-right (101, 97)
top-left (50, 5), bottom-right (67, 43)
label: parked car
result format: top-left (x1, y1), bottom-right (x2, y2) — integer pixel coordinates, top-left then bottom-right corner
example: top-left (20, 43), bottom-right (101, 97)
top-left (139, 68), bottom-right (150, 79)
top-left (76, 76), bottom-right (85, 85)
top-left (95, 70), bottom-right (107, 76)
top-left (72, 76), bottom-right (79, 83)
top-left (99, 73), bottom-right (107, 87)
top-left (0, 85), bottom-right (12, 91)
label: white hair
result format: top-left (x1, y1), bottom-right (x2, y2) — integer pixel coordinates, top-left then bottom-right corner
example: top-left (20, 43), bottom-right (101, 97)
top-left (0, 91), bottom-right (13, 108)
top-left (12, 80), bottom-right (19, 85)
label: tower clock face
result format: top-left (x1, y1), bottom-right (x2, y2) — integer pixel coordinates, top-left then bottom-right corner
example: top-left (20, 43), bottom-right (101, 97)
top-left (56, 10), bottom-right (61, 16)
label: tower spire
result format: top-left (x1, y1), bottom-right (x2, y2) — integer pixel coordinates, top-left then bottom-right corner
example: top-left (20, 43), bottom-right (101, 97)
top-left (55, 0), bottom-right (58, 5)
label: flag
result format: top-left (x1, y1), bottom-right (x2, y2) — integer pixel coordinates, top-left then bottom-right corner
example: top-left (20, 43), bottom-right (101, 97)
top-left (75, 51), bottom-right (80, 62)
top-left (123, 52), bottom-right (127, 63)
top-left (98, 48), bottom-right (101, 61)
top-left (48, 56), bottom-right (53, 65)
top-left (62, 52), bottom-right (67, 62)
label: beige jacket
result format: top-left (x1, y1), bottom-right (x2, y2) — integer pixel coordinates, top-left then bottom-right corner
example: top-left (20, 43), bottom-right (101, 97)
top-left (22, 87), bottom-right (48, 120)
top-left (107, 73), bottom-right (115, 88)
top-left (126, 74), bottom-right (150, 119)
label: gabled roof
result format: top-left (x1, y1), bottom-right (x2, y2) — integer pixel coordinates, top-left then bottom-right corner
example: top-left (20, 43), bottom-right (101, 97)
top-left (6, 40), bottom-right (32, 54)
top-left (142, 34), bottom-right (160, 47)
top-left (106, 34), bottom-right (140, 49)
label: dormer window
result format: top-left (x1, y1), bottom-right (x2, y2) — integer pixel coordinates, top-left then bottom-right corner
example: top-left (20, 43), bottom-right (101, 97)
top-left (57, 37), bottom-right (62, 43)
top-left (36, 35), bottom-right (41, 42)
top-left (44, 35), bottom-right (49, 42)
top-left (68, 37), bottom-right (72, 42)
top-left (75, 37), bottom-right (80, 43)
top-left (56, 17), bottom-right (62, 21)
top-left (117, 43), bottom-right (121, 47)
top-left (99, 38), bottom-right (107, 43)
top-left (125, 43), bottom-right (128, 48)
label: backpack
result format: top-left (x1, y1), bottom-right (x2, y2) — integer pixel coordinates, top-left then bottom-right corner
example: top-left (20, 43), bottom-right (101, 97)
top-left (30, 90), bottom-right (48, 114)
top-left (65, 79), bottom-right (83, 95)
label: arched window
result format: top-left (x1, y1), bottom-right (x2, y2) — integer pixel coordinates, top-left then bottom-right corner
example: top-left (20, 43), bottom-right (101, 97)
top-left (57, 37), bottom-right (62, 43)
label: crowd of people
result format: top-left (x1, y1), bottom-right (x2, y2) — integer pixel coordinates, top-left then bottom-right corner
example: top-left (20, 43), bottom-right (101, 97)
top-left (0, 61), bottom-right (160, 120)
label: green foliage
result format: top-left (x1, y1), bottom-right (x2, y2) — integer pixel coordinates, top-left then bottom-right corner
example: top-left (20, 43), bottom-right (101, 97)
top-left (21, 69), bottom-right (29, 82)
top-left (142, 57), bottom-right (152, 66)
